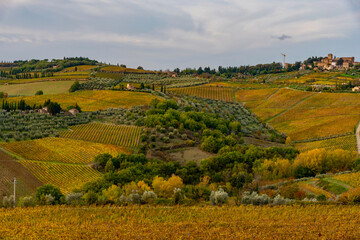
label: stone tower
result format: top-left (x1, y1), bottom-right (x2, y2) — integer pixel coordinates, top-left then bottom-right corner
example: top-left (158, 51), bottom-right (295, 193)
top-left (328, 53), bottom-right (333, 61)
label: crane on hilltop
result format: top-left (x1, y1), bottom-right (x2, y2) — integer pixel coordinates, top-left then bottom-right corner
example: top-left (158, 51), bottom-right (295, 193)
top-left (281, 53), bottom-right (286, 68)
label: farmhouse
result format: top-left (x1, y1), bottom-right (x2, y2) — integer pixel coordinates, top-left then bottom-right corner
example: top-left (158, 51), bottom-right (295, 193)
top-left (69, 109), bottom-right (79, 115)
top-left (39, 107), bottom-right (48, 114)
top-left (352, 86), bottom-right (360, 92)
top-left (126, 84), bottom-right (136, 90)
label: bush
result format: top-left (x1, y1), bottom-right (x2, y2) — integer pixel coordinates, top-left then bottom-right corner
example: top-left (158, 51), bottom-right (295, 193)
top-left (119, 194), bottom-right (128, 204)
top-left (181, 134), bottom-right (188, 140)
top-left (338, 188), bottom-right (360, 204)
top-left (36, 184), bottom-right (63, 205)
top-left (82, 191), bottom-right (98, 205)
top-left (241, 192), bottom-right (270, 206)
top-left (128, 192), bottom-right (141, 204)
top-left (210, 188), bottom-right (228, 205)
top-left (46, 101), bottom-right (62, 116)
top-left (35, 90), bottom-right (43, 96)
top-left (316, 194), bottom-right (327, 202)
top-left (65, 192), bottom-right (83, 206)
top-left (37, 194), bottom-right (55, 205)
top-left (173, 188), bottom-right (184, 204)
top-left (272, 195), bottom-right (291, 206)
top-left (140, 134), bottom-right (148, 142)
top-left (2, 195), bottom-right (14, 208)
top-left (150, 134), bottom-right (156, 142)
top-left (19, 196), bottom-right (35, 207)
top-left (141, 191), bottom-right (157, 203)
top-left (69, 81), bottom-right (80, 92)
top-left (102, 185), bottom-right (121, 203)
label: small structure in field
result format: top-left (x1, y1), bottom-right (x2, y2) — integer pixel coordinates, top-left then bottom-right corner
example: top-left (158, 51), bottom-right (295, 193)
top-left (352, 86), bottom-right (360, 92)
top-left (127, 84), bottom-right (136, 90)
top-left (39, 107), bottom-right (48, 114)
top-left (69, 109), bottom-right (79, 115)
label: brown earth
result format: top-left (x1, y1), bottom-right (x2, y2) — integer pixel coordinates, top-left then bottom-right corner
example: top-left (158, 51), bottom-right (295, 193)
top-left (167, 147), bottom-right (216, 165)
top-left (0, 149), bottom-right (42, 198)
top-left (244, 137), bottom-right (286, 148)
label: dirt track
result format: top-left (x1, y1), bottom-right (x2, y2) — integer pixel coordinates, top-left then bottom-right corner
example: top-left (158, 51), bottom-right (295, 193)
top-left (0, 149), bottom-right (42, 197)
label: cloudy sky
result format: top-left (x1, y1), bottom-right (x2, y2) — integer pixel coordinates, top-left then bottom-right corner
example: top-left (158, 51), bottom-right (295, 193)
top-left (0, 0), bottom-right (359, 69)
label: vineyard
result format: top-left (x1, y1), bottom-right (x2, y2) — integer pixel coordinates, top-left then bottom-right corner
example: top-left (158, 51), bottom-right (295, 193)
top-left (20, 161), bottom-right (101, 193)
top-left (60, 123), bottom-right (142, 148)
top-left (206, 82), bottom-right (275, 89)
top-left (295, 135), bottom-right (357, 152)
top-left (7, 90), bottom-right (162, 111)
top-left (235, 87), bottom-right (360, 144)
top-left (298, 180), bottom-right (336, 199)
top-left (1, 138), bottom-right (129, 164)
top-left (62, 65), bottom-right (97, 72)
top-left (235, 88), bottom-right (279, 102)
top-left (99, 66), bottom-right (153, 74)
top-left (332, 172), bottom-right (360, 187)
top-left (2, 205), bottom-right (360, 239)
top-left (294, 72), bottom-right (354, 85)
top-left (169, 86), bottom-right (235, 102)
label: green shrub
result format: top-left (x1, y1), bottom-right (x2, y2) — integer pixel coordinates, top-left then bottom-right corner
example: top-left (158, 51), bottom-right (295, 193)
top-left (210, 189), bottom-right (228, 205)
top-left (65, 193), bottom-right (83, 206)
top-left (82, 191), bottom-right (98, 205)
top-left (36, 184), bottom-right (63, 205)
top-left (150, 135), bottom-right (156, 142)
top-left (2, 195), bottom-right (14, 208)
top-left (19, 196), bottom-right (35, 207)
top-left (35, 90), bottom-right (43, 96)
top-left (241, 192), bottom-right (270, 206)
top-left (141, 191), bottom-right (157, 203)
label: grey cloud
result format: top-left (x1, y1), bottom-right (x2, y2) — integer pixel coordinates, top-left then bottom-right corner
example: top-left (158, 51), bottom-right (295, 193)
top-left (0, 0), bottom-right (358, 69)
top-left (272, 34), bottom-right (292, 41)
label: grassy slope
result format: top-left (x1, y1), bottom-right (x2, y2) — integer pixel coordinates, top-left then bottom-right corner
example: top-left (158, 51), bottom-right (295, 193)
top-left (0, 81), bottom-right (85, 96)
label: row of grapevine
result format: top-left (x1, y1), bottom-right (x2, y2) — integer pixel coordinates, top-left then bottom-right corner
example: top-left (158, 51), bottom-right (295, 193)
top-left (20, 160), bottom-right (102, 193)
top-left (295, 135), bottom-right (357, 152)
top-left (332, 172), bottom-right (360, 187)
top-left (2, 205), bottom-right (360, 239)
top-left (60, 123), bottom-right (142, 148)
top-left (169, 86), bottom-right (235, 102)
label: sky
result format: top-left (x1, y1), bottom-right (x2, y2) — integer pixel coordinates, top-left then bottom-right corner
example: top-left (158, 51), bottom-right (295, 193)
top-left (0, 0), bottom-right (359, 70)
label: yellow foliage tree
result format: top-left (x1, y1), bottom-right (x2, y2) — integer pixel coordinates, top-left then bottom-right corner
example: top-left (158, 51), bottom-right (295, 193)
top-left (257, 158), bottom-right (292, 180)
top-left (102, 185), bottom-right (122, 203)
top-left (293, 148), bottom-right (357, 174)
top-left (152, 175), bottom-right (184, 198)
top-left (123, 182), bottom-right (139, 195)
top-left (137, 181), bottom-right (151, 193)
top-left (293, 148), bottom-right (327, 173)
top-left (285, 137), bottom-right (292, 146)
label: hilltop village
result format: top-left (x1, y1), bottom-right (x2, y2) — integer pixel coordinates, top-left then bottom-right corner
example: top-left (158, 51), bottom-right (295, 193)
top-left (285, 53), bottom-right (359, 71)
